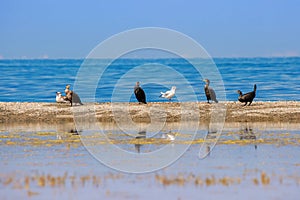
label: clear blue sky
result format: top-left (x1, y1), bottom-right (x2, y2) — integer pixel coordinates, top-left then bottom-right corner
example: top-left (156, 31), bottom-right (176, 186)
top-left (1, 0), bottom-right (299, 58)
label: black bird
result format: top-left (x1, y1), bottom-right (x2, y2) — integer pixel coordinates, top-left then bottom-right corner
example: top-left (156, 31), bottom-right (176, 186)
top-left (237, 84), bottom-right (257, 106)
top-left (134, 82), bottom-right (147, 104)
top-left (65, 84), bottom-right (83, 107)
top-left (203, 79), bottom-right (218, 103)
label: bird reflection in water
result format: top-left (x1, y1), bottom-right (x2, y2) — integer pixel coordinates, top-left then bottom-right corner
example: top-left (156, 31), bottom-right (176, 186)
top-left (161, 131), bottom-right (176, 141)
top-left (198, 123), bottom-right (222, 159)
top-left (135, 130), bottom-right (146, 153)
top-left (239, 125), bottom-right (257, 149)
top-left (69, 128), bottom-right (80, 135)
top-left (56, 122), bottom-right (81, 140)
top-left (57, 128), bottom-right (80, 139)
top-left (204, 129), bottom-right (218, 157)
top-left (134, 130), bottom-right (176, 153)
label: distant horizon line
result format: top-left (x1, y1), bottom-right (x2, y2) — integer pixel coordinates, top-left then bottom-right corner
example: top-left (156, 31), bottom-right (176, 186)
top-left (0, 56), bottom-right (300, 60)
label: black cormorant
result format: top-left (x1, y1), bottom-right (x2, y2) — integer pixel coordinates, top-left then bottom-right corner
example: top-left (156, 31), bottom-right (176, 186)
top-left (237, 84), bottom-right (257, 106)
top-left (134, 82), bottom-right (147, 104)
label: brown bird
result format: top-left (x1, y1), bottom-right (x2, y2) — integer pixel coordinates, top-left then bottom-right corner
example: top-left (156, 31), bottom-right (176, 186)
top-left (65, 84), bottom-right (71, 95)
top-left (65, 84), bottom-right (83, 107)
top-left (237, 84), bottom-right (257, 106)
top-left (203, 79), bottom-right (218, 103)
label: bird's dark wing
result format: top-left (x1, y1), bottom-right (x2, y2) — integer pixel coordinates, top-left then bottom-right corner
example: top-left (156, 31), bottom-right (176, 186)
top-left (208, 87), bottom-right (217, 102)
top-left (135, 87), bottom-right (146, 103)
top-left (240, 91), bottom-right (255, 101)
top-left (72, 92), bottom-right (82, 104)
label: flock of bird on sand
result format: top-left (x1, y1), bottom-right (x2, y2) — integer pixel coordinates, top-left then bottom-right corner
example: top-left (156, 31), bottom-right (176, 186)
top-left (56, 79), bottom-right (257, 107)
top-left (56, 85), bottom-right (83, 106)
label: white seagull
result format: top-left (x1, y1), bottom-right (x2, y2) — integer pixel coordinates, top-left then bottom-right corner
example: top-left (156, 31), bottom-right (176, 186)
top-left (56, 92), bottom-right (68, 103)
top-left (159, 86), bottom-right (176, 101)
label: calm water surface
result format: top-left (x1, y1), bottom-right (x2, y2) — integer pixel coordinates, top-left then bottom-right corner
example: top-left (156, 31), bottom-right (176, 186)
top-left (0, 57), bottom-right (299, 102)
top-left (0, 122), bottom-right (299, 199)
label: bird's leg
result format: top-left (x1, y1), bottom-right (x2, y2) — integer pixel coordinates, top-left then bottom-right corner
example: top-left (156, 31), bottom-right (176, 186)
top-left (243, 102), bottom-right (247, 106)
top-left (248, 101), bottom-right (252, 106)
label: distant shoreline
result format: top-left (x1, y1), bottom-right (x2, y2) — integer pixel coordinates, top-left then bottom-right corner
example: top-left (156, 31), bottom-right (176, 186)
top-left (0, 101), bottom-right (299, 124)
top-left (1, 56), bottom-right (300, 60)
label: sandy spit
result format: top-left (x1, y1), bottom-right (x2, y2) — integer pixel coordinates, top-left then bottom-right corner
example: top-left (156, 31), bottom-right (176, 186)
top-left (0, 101), bottom-right (299, 123)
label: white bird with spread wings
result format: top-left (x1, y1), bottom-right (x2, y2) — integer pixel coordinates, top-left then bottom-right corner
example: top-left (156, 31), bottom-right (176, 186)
top-left (159, 86), bottom-right (176, 101)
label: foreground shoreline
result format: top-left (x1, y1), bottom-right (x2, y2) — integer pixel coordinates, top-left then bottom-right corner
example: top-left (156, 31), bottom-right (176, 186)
top-left (0, 101), bottom-right (299, 123)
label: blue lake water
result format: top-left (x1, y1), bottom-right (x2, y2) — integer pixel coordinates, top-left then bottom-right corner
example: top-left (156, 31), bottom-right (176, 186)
top-left (0, 57), bottom-right (299, 102)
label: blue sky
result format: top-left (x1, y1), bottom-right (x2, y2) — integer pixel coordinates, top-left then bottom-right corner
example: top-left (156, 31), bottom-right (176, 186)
top-left (1, 0), bottom-right (299, 58)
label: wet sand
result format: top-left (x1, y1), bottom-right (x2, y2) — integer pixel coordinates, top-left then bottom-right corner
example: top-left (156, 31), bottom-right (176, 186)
top-left (0, 101), bottom-right (299, 123)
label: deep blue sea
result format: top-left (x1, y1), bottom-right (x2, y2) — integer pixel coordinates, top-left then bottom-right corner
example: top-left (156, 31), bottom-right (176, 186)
top-left (0, 57), bottom-right (299, 102)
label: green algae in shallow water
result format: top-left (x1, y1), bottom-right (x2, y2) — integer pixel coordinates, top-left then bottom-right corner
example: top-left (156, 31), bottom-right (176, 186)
top-left (35, 132), bottom-right (57, 136)
top-left (1, 130), bottom-right (300, 147)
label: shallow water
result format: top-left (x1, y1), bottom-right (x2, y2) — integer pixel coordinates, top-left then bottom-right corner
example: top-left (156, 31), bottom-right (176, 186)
top-left (0, 122), bottom-right (299, 199)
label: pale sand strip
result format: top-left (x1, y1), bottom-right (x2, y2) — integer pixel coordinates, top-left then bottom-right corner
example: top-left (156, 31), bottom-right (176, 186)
top-left (0, 101), bottom-right (299, 123)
